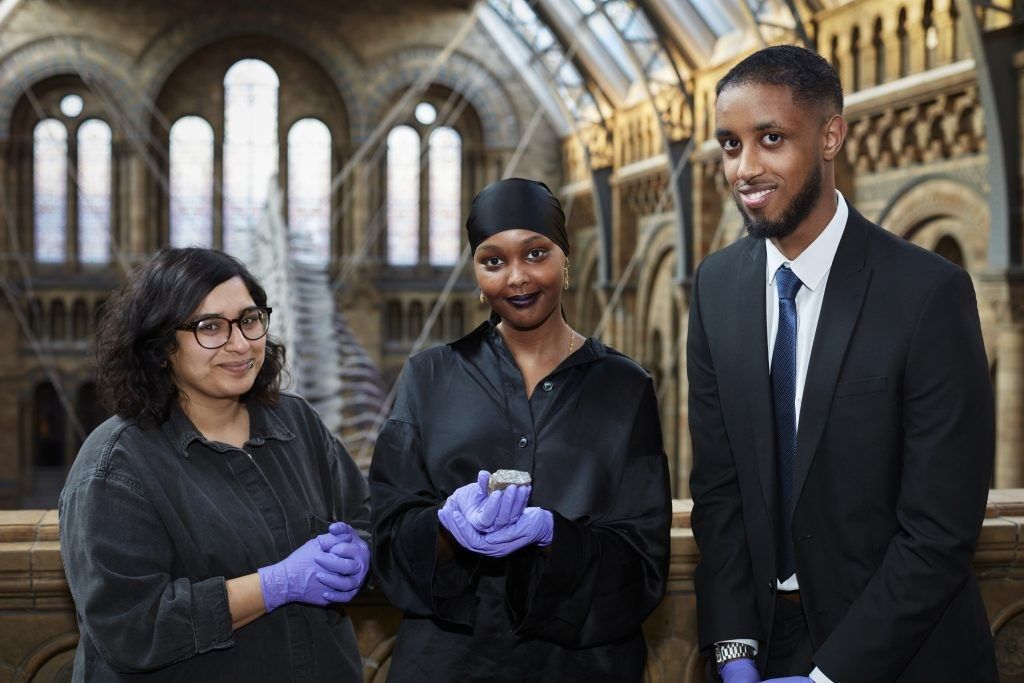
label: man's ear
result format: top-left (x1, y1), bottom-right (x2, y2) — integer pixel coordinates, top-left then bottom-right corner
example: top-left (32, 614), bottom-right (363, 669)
top-left (822, 114), bottom-right (847, 162)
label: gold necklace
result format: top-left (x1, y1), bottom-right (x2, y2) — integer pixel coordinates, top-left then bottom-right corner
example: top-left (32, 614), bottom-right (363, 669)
top-left (567, 327), bottom-right (576, 356)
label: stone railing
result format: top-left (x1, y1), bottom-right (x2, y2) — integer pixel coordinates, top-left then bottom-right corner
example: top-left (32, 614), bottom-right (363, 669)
top-left (4, 494), bottom-right (1024, 681)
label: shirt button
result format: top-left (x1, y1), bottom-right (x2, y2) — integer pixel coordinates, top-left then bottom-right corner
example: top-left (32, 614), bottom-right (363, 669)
top-left (518, 436), bottom-right (529, 448)
top-left (542, 381), bottom-right (554, 392)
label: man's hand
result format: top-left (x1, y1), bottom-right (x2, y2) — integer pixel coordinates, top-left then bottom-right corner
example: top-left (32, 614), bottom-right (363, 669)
top-left (721, 659), bottom-right (760, 683)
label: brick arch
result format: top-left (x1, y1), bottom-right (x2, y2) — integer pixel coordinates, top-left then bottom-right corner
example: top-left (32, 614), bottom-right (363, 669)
top-left (633, 217), bottom-right (679, 355)
top-left (878, 175), bottom-right (989, 270)
top-left (361, 48), bottom-right (520, 150)
top-left (136, 13), bottom-right (362, 141)
top-left (0, 36), bottom-right (140, 140)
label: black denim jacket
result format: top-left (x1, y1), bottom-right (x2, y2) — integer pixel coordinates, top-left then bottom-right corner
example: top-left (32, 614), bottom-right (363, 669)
top-left (59, 392), bottom-right (370, 681)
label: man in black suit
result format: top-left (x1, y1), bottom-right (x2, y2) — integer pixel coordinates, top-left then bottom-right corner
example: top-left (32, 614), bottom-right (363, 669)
top-left (688, 45), bottom-right (996, 682)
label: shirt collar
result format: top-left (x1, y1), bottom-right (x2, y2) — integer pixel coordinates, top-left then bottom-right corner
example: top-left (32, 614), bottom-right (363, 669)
top-left (453, 316), bottom-right (607, 371)
top-left (162, 399), bottom-right (295, 458)
top-left (766, 190), bottom-right (848, 292)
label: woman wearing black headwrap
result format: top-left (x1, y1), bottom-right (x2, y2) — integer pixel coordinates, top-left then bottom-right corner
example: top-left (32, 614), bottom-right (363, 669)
top-left (369, 178), bottom-right (671, 681)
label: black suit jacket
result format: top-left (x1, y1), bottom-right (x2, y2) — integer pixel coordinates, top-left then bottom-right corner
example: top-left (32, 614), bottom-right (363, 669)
top-left (688, 207), bottom-right (997, 681)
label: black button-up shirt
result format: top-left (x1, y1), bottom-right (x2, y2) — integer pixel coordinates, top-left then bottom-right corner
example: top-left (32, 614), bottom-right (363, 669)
top-left (59, 393), bottom-right (369, 681)
top-left (370, 319), bottom-right (672, 682)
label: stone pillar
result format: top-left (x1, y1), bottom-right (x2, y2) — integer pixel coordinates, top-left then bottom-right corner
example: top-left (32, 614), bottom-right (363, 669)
top-left (996, 325), bottom-right (1024, 486)
top-left (127, 154), bottom-right (148, 257)
top-left (979, 270), bottom-right (1024, 488)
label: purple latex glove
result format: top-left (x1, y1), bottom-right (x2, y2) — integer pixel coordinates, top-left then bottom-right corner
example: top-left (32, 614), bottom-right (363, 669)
top-left (721, 659), bottom-right (760, 683)
top-left (311, 521), bottom-right (371, 601)
top-left (437, 505), bottom-right (494, 556)
top-left (258, 529), bottom-right (356, 612)
top-left (441, 471), bottom-right (531, 533)
top-left (479, 506), bottom-right (553, 555)
top-left (315, 520), bottom-right (355, 550)
top-left (437, 504), bottom-right (540, 558)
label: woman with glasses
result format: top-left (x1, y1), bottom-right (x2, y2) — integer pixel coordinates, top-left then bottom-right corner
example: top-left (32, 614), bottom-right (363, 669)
top-left (369, 179), bottom-right (672, 681)
top-left (59, 247), bottom-right (370, 680)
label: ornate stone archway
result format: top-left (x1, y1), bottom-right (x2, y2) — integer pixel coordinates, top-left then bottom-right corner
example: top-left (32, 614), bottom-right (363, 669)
top-left (0, 36), bottom-right (141, 139)
top-left (361, 48), bottom-right (520, 150)
top-left (878, 175), bottom-right (989, 270)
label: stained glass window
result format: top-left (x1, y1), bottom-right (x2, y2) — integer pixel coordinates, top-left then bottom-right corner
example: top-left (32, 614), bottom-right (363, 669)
top-left (60, 94), bottom-right (83, 118)
top-left (415, 103), bottom-right (437, 125)
top-left (77, 119), bottom-right (111, 264)
top-left (428, 127), bottom-right (461, 266)
top-left (387, 125), bottom-right (420, 265)
top-left (169, 116), bottom-right (214, 248)
top-left (287, 118), bottom-right (331, 265)
top-left (33, 119), bottom-right (67, 263)
top-left (223, 59), bottom-right (279, 256)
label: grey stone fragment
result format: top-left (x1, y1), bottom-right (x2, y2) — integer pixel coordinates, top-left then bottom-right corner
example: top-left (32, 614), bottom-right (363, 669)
top-left (488, 469), bottom-right (532, 493)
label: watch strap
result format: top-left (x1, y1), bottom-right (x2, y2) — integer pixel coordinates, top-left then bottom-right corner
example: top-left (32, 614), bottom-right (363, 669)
top-left (715, 642), bottom-right (756, 668)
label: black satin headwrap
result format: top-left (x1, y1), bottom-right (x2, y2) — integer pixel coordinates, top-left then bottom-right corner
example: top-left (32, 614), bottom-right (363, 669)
top-left (466, 178), bottom-right (569, 256)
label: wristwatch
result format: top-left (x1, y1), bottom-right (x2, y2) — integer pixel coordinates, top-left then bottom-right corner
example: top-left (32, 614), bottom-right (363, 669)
top-left (714, 642), bottom-right (756, 668)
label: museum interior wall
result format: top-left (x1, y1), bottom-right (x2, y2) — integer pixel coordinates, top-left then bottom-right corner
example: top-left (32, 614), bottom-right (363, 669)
top-left (0, 0), bottom-right (1021, 679)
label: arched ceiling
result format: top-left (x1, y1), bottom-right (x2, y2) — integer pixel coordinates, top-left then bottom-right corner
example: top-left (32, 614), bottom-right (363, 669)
top-left (479, 0), bottom-right (850, 134)
top-left (0, 0), bottom-right (856, 140)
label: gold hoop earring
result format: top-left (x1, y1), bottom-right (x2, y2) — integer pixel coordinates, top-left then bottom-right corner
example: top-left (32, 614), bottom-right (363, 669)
top-left (563, 259), bottom-right (571, 290)
top-left (479, 290), bottom-right (486, 304)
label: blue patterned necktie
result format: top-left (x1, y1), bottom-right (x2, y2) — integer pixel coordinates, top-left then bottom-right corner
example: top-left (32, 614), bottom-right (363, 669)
top-left (772, 264), bottom-right (803, 581)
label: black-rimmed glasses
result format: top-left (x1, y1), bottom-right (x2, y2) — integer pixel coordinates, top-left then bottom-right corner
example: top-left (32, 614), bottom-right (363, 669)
top-left (177, 307), bottom-right (273, 349)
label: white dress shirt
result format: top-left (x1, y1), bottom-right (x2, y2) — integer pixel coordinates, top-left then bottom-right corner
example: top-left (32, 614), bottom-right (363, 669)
top-left (721, 191), bottom-right (848, 683)
top-left (768, 190), bottom-right (848, 590)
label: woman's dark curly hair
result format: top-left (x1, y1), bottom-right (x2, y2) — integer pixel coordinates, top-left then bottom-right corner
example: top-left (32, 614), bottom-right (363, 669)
top-left (94, 247), bottom-right (286, 426)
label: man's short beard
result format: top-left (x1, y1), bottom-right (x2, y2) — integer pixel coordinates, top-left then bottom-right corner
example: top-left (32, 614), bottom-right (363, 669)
top-left (735, 163), bottom-right (823, 241)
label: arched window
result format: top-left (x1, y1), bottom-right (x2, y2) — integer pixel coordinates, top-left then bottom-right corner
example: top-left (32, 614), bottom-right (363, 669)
top-left (897, 8), bottom-right (910, 77)
top-left (77, 381), bottom-right (107, 441)
top-left (223, 59), bottom-right (279, 256)
top-left (34, 381), bottom-right (65, 467)
top-left (387, 98), bottom-right (468, 268)
top-left (934, 235), bottom-right (964, 267)
top-left (50, 299), bottom-right (66, 341)
top-left (33, 119), bottom-right (68, 263)
top-left (77, 119), bottom-right (112, 264)
top-left (872, 17), bottom-right (886, 85)
top-left (386, 125), bottom-right (421, 265)
top-left (287, 118), bottom-right (332, 265)
top-left (850, 26), bottom-right (862, 91)
top-left (385, 300), bottom-right (403, 340)
top-left (28, 298), bottom-right (43, 338)
top-left (949, 2), bottom-right (960, 61)
top-left (830, 35), bottom-right (842, 81)
top-left (923, 0), bottom-right (937, 69)
top-left (428, 127), bottom-right (462, 266)
top-left (169, 116), bottom-right (214, 248)
top-left (71, 299), bottom-right (89, 339)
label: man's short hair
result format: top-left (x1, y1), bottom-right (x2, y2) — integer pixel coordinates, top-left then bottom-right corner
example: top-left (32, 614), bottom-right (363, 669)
top-left (716, 45), bottom-right (844, 115)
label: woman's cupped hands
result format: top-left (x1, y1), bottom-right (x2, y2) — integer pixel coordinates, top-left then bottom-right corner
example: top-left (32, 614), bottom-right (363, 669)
top-left (437, 471), bottom-right (553, 557)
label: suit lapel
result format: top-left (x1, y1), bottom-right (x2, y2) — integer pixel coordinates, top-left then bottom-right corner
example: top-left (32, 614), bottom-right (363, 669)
top-left (792, 210), bottom-right (872, 509)
top-left (734, 238), bottom-right (779, 522)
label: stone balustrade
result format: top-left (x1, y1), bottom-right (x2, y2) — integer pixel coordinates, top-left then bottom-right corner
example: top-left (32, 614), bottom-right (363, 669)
top-left (3, 494), bottom-right (1024, 681)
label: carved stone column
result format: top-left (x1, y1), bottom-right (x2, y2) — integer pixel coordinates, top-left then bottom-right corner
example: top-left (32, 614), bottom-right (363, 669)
top-left (126, 154), bottom-right (148, 257)
top-left (979, 269), bottom-right (1024, 488)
